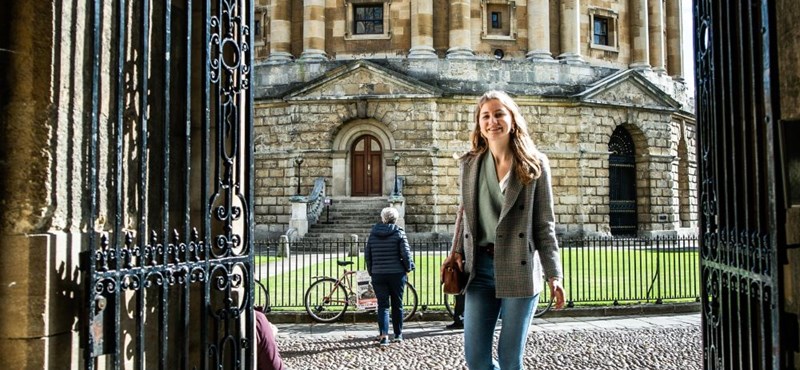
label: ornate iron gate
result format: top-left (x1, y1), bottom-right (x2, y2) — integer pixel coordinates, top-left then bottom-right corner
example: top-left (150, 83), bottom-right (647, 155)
top-left (80, 0), bottom-right (255, 369)
top-left (695, 1), bottom-right (782, 369)
top-left (609, 126), bottom-right (638, 236)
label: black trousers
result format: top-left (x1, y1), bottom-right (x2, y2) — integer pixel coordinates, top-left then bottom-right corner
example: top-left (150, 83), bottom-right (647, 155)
top-left (453, 294), bottom-right (465, 323)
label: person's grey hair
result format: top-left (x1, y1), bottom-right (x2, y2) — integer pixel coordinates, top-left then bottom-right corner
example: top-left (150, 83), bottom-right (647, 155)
top-left (380, 207), bottom-right (399, 224)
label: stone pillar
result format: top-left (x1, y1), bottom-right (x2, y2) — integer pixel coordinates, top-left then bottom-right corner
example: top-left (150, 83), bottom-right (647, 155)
top-left (629, 0), bottom-right (651, 69)
top-left (409, 0), bottom-right (437, 58)
top-left (348, 234), bottom-right (360, 257)
top-left (299, 0), bottom-right (327, 61)
top-left (665, 0), bottom-right (684, 81)
top-left (558, 0), bottom-right (583, 63)
top-left (447, 0), bottom-right (475, 58)
top-left (267, 0), bottom-right (293, 63)
top-left (648, 0), bottom-right (666, 73)
top-left (289, 196), bottom-right (309, 237)
top-left (388, 197), bottom-right (406, 229)
top-left (526, 0), bottom-right (552, 60)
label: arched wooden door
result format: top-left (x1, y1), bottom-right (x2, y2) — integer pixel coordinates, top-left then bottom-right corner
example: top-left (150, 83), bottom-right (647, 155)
top-left (608, 126), bottom-right (638, 236)
top-left (351, 135), bottom-right (383, 196)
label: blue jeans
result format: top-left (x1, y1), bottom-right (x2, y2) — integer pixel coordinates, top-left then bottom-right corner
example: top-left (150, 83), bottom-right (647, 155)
top-left (464, 254), bottom-right (539, 370)
top-left (371, 272), bottom-right (406, 336)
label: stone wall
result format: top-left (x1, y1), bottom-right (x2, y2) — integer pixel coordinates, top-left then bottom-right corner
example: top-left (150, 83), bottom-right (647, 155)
top-left (777, 0), bottom-right (800, 367)
top-left (253, 89), bottom-right (696, 238)
top-left (1, 2), bottom-right (87, 368)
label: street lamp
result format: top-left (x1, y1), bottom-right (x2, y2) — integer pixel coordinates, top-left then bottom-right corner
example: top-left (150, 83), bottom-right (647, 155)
top-left (392, 153), bottom-right (401, 196)
top-left (294, 156), bottom-right (304, 196)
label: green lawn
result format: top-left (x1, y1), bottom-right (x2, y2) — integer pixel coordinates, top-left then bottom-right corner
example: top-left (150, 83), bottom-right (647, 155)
top-left (255, 247), bottom-right (700, 310)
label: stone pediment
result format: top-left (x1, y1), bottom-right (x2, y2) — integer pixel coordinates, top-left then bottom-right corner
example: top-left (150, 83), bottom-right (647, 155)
top-left (573, 69), bottom-right (681, 110)
top-left (284, 60), bottom-right (442, 101)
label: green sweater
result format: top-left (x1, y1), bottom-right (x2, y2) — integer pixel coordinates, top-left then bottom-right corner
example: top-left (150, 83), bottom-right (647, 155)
top-left (476, 152), bottom-right (505, 247)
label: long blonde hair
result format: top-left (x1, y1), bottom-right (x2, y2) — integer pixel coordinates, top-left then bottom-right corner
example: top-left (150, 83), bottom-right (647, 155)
top-left (467, 90), bottom-right (542, 184)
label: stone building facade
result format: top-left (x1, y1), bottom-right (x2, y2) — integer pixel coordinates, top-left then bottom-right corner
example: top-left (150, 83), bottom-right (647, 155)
top-left (252, 0), bottom-right (697, 239)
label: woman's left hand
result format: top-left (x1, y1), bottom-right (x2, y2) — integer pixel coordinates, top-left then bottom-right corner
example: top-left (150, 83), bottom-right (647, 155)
top-left (548, 278), bottom-right (566, 309)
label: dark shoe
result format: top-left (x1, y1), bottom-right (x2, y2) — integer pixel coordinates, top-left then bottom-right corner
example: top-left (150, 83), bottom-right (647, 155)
top-left (446, 322), bottom-right (464, 330)
top-left (392, 334), bottom-right (403, 343)
top-left (379, 336), bottom-right (390, 346)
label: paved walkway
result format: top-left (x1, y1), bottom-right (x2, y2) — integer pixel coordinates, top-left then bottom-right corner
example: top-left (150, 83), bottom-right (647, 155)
top-left (274, 313), bottom-right (702, 369)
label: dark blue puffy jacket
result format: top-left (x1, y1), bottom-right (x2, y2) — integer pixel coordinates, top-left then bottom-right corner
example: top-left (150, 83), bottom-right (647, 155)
top-left (365, 223), bottom-right (415, 275)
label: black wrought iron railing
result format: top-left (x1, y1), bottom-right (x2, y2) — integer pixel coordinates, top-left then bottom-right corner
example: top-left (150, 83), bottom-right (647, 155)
top-left (253, 235), bottom-right (700, 310)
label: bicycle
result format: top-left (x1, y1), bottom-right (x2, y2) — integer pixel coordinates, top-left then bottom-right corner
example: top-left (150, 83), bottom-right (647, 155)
top-left (254, 279), bottom-right (271, 313)
top-left (304, 260), bottom-right (419, 323)
top-left (442, 284), bottom-right (554, 318)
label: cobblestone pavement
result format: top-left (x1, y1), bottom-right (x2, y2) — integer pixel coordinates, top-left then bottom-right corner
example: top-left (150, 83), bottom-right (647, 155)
top-left (275, 313), bottom-right (701, 370)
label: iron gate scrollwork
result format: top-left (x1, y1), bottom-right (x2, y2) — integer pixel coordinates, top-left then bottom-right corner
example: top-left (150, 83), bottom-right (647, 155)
top-left (80, 0), bottom-right (255, 369)
top-left (695, 0), bottom-right (782, 369)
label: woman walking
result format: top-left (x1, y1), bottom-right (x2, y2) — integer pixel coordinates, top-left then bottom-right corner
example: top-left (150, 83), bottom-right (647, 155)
top-left (443, 90), bottom-right (566, 369)
top-left (365, 207), bottom-right (415, 346)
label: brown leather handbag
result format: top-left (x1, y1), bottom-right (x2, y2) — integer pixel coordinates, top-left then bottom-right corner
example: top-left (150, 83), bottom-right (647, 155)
top-left (441, 207), bottom-right (467, 295)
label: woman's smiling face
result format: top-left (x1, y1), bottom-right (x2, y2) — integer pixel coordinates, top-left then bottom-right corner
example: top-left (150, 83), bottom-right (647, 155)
top-left (478, 99), bottom-right (514, 144)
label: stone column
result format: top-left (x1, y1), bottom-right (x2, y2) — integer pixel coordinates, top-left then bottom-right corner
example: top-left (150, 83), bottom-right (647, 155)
top-left (409, 0), bottom-right (437, 58)
top-left (267, 0), bottom-right (293, 63)
top-left (558, 0), bottom-right (583, 63)
top-left (666, 0), bottom-right (684, 80)
top-left (526, 0), bottom-right (552, 60)
top-left (299, 0), bottom-right (327, 61)
top-left (447, 0), bottom-right (474, 58)
top-left (629, 0), bottom-right (650, 69)
top-left (648, 0), bottom-right (666, 73)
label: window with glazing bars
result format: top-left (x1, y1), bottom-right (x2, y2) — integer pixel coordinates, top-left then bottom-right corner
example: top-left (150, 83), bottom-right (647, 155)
top-left (354, 4), bottom-right (383, 34)
top-left (491, 12), bottom-right (501, 29)
top-left (593, 17), bottom-right (609, 45)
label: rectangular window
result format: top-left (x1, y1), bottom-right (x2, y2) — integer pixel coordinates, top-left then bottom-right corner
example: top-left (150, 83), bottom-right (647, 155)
top-left (254, 20), bottom-right (261, 37)
top-left (593, 17), bottom-right (609, 46)
top-left (491, 12), bottom-right (501, 29)
top-left (354, 5), bottom-right (384, 35)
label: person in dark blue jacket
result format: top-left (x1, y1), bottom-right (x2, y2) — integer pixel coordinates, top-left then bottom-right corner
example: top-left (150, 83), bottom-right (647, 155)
top-left (365, 207), bottom-right (415, 346)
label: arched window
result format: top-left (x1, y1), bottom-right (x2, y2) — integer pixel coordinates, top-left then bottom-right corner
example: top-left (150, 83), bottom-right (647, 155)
top-left (608, 126), bottom-right (638, 236)
top-left (678, 137), bottom-right (690, 227)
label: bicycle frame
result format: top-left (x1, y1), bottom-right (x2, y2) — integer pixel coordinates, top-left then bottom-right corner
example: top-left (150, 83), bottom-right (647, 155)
top-left (310, 270), bottom-right (356, 305)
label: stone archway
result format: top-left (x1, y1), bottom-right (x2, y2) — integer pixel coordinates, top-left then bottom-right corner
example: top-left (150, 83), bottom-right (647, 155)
top-left (604, 122), bottom-right (653, 236)
top-left (331, 119), bottom-right (397, 196)
top-left (608, 126), bottom-right (638, 236)
top-left (350, 134), bottom-right (383, 196)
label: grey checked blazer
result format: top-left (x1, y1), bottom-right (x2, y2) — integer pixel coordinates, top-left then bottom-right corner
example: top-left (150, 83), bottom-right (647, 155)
top-left (455, 151), bottom-right (563, 297)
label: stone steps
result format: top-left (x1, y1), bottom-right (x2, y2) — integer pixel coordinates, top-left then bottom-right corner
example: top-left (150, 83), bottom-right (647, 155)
top-left (303, 197), bottom-right (390, 240)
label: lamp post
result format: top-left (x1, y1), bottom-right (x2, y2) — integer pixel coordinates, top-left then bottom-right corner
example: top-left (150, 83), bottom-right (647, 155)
top-left (392, 153), bottom-right (401, 196)
top-left (294, 156), bottom-right (304, 196)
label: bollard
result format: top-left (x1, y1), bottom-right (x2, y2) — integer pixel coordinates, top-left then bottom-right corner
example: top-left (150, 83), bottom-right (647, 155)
top-left (278, 235), bottom-right (291, 258)
top-left (348, 234), bottom-right (359, 257)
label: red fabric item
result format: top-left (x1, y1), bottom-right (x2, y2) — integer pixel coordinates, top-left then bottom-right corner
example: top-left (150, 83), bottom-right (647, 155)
top-left (256, 310), bottom-right (286, 370)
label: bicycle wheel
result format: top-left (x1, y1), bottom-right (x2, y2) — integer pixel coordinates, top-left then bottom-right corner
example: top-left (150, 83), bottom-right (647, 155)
top-left (443, 291), bottom-right (456, 318)
top-left (254, 280), bottom-right (271, 313)
top-left (304, 278), bottom-right (349, 323)
top-left (402, 282), bottom-right (418, 321)
top-left (534, 294), bottom-right (554, 318)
